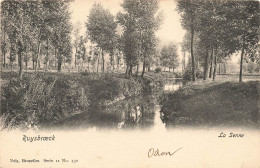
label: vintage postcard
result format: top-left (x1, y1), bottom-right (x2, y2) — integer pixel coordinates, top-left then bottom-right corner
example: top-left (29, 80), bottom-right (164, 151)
top-left (0, 0), bottom-right (260, 167)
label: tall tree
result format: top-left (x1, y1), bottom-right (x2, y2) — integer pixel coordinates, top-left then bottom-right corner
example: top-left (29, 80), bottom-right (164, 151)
top-left (2, 1), bottom-right (33, 78)
top-left (86, 3), bottom-right (117, 73)
top-left (177, 0), bottom-right (200, 81)
top-left (76, 36), bottom-right (87, 71)
top-left (117, 0), bottom-right (162, 77)
top-left (73, 21), bottom-right (82, 69)
top-left (226, 1), bottom-right (260, 83)
top-left (48, 0), bottom-right (73, 72)
top-left (160, 43), bottom-right (179, 72)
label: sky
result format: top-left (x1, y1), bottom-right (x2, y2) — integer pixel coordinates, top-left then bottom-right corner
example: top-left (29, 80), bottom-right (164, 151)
top-left (70, 0), bottom-right (186, 45)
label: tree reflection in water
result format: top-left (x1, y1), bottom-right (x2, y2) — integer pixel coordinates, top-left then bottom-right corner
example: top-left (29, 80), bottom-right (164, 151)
top-left (87, 79), bottom-right (183, 130)
top-left (88, 95), bottom-right (157, 130)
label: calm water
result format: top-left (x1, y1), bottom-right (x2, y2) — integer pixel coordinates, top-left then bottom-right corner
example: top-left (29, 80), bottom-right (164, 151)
top-left (87, 78), bottom-right (183, 130)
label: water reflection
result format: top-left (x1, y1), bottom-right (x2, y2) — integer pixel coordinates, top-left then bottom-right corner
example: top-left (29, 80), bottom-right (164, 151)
top-left (164, 78), bottom-right (183, 91)
top-left (88, 95), bottom-right (156, 130)
top-left (88, 78), bottom-right (182, 130)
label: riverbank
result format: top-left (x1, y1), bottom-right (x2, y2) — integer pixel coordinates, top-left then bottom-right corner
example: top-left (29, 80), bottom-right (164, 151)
top-left (0, 71), bottom-right (164, 130)
top-left (160, 80), bottom-right (260, 128)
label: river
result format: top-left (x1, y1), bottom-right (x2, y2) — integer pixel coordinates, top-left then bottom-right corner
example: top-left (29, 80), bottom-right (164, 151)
top-left (84, 78), bottom-right (183, 130)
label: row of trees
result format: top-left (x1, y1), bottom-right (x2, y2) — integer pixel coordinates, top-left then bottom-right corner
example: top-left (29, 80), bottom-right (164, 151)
top-left (1, 0), bottom-right (73, 78)
top-left (178, 0), bottom-right (259, 82)
top-left (1, 0), bottom-right (176, 78)
top-left (86, 0), bottom-right (163, 77)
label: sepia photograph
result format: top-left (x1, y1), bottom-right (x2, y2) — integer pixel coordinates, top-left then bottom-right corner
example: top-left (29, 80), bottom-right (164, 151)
top-left (0, 0), bottom-right (260, 167)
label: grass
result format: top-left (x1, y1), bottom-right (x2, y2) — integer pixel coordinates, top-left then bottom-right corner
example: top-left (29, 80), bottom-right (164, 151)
top-left (160, 78), bottom-right (260, 128)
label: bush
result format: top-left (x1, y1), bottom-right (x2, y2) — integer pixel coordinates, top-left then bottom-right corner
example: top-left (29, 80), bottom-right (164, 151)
top-left (174, 72), bottom-right (183, 78)
top-left (89, 74), bottom-right (123, 106)
top-left (154, 67), bottom-right (161, 73)
top-left (196, 70), bottom-right (204, 79)
top-left (183, 69), bottom-right (204, 83)
top-left (80, 69), bottom-right (94, 76)
top-left (183, 69), bottom-right (192, 84)
top-left (0, 73), bottom-right (89, 129)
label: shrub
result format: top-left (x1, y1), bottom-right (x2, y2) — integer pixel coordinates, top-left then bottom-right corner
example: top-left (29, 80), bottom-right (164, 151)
top-left (80, 69), bottom-right (93, 76)
top-left (0, 73), bottom-right (89, 129)
top-left (196, 70), bottom-right (204, 79)
top-left (154, 67), bottom-right (161, 73)
top-left (183, 69), bottom-right (192, 84)
top-left (174, 72), bottom-right (183, 78)
top-left (89, 74), bottom-right (123, 106)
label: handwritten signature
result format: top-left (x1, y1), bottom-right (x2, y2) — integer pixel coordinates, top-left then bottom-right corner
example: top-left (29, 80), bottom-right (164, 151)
top-left (148, 148), bottom-right (182, 158)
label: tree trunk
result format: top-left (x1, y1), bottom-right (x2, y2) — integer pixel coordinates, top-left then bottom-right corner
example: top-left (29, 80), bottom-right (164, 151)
top-left (128, 65), bottom-right (133, 77)
top-left (54, 59), bottom-right (57, 68)
top-left (213, 49), bottom-right (217, 81)
top-left (54, 48), bottom-right (57, 68)
top-left (148, 65), bottom-right (151, 72)
top-left (141, 61), bottom-right (145, 77)
top-left (97, 52), bottom-right (100, 74)
top-left (203, 49), bottom-right (209, 80)
top-left (17, 41), bottom-right (23, 78)
top-left (46, 38), bottom-right (49, 71)
top-left (136, 64), bottom-right (139, 76)
top-left (224, 61), bottom-right (226, 74)
top-left (130, 65), bottom-right (133, 76)
top-left (25, 60), bottom-right (28, 71)
top-left (239, 44), bottom-right (245, 83)
top-left (81, 60), bottom-right (83, 71)
top-left (183, 52), bottom-right (186, 71)
top-left (125, 64), bottom-right (129, 76)
top-left (219, 63), bottom-right (221, 75)
top-left (35, 59), bottom-right (37, 70)
top-left (112, 54), bottom-right (114, 72)
top-left (18, 52), bottom-right (20, 70)
top-left (101, 48), bottom-right (104, 73)
top-left (75, 47), bottom-right (77, 68)
top-left (190, 19), bottom-right (196, 81)
top-left (45, 61), bottom-right (48, 71)
top-left (58, 60), bottom-right (62, 72)
top-left (18, 52), bottom-right (23, 78)
top-left (3, 49), bottom-right (6, 69)
top-left (2, 30), bottom-right (6, 69)
top-left (38, 60), bottom-right (41, 69)
top-left (169, 67), bottom-right (170, 72)
top-left (117, 56), bottom-right (120, 73)
top-left (35, 41), bottom-right (41, 72)
top-left (209, 49), bottom-right (213, 78)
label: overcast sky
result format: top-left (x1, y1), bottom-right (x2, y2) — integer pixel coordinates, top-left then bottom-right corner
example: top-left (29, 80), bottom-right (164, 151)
top-left (70, 0), bottom-right (186, 45)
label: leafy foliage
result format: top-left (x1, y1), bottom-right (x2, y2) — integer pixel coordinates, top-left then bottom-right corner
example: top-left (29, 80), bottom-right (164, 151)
top-left (0, 73), bottom-right (89, 129)
top-left (86, 3), bottom-right (117, 73)
top-left (1, 0), bottom-right (73, 73)
top-left (117, 0), bottom-right (162, 77)
top-left (160, 42), bottom-right (179, 70)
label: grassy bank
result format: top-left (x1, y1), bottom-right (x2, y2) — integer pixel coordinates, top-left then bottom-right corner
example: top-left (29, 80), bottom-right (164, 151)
top-left (160, 81), bottom-right (260, 127)
top-left (0, 71), bottom-right (164, 130)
